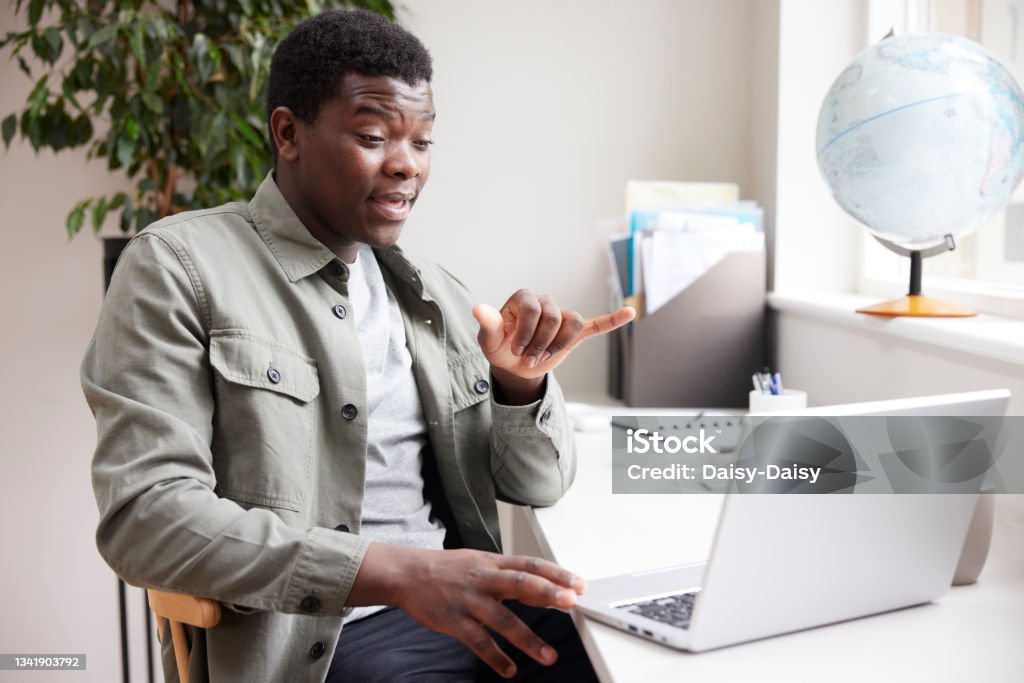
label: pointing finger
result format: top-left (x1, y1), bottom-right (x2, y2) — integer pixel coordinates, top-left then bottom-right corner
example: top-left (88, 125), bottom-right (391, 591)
top-left (579, 306), bottom-right (636, 343)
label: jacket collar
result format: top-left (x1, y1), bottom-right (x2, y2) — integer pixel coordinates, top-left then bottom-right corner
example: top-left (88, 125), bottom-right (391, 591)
top-left (249, 172), bottom-right (336, 282)
top-left (248, 172), bottom-right (424, 293)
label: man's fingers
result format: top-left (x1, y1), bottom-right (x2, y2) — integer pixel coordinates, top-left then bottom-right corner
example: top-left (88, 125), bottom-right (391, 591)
top-left (492, 571), bottom-right (578, 609)
top-left (471, 601), bottom-right (558, 669)
top-left (499, 557), bottom-right (589, 593)
top-left (475, 556), bottom-right (586, 609)
top-left (522, 296), bottom-right (561, 368)
top-left (579, 306), bottom-right (636, 343)
top-left (473, 303), bottom-right (505, 355)
top-left (498, 555), bottom-right (587, 593)
top-left (541, 311), bottom-right (586, 361)
top-left (454, 618), bottom-right (517, 679)
top-left (505, 292), bottom-right (541, 357)
top-left (477, 297), bottom-right (636, 373)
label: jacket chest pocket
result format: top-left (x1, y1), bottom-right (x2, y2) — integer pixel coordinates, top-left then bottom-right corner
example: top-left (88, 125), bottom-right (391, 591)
top-left (448, 350), bottom-right (493, 461)
top-left (209, 331), bottom-right (320, 512)
top-left (449, 351), bottom-right (491, 413)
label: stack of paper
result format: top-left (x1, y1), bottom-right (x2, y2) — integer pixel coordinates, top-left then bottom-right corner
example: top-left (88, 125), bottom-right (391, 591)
top-left (605, 180), bottom-right (765, 316)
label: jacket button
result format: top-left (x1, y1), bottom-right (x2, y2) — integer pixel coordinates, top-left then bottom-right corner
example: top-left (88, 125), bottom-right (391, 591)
top-left (333, 304), bottom-right (347, 319)
top-left (328, 262), bottom-right (344, 277)
top-left (267, 368), bottom-right (281, 384)
top-left (298, 596), bottom-right (321, 614)
top-left (341, 404), bottom-right (358, 420)
top-left (309, 641), bottom-right (326, 659)
top-left (473, 379), bottom-right (490, 395)
top-left (540, 408), bottom-right (551, 423)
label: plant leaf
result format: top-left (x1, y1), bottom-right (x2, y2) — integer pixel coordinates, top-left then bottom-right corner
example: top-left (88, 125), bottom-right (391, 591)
top-left (124, 117), bottom-right (140, 141)
top-left (116, 136), bottom-right (134, 169)
top-left (44, 27), bottom-right (62, 63)
top-left (27, 74), bottom-right (49, 116)
top-left (140, 91), bottom-right (164, 115)
top-left (27, 0), bottom-right (44, 26)
top-left (129, 23), bottom-right (145, 67)
top-left (135, 207), bottom-right (156, 231)
top-left (86, 24), bottom-right (118, 50)
top-left (2, 114), bottom-right (16, 149)
top-left (230, 113), bottom-right (263, 148)
top-left (119, 195), bottom-right (134, 233)
top-left (91, 196), bottom-right (109, 232)
top-left (66, 202), bottom-right (85, 239)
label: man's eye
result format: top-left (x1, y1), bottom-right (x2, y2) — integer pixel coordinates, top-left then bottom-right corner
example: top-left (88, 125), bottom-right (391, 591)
top-left (358, 134), bottom-right (385, 143)
top-left (413, 140), bottom-right (434, 150)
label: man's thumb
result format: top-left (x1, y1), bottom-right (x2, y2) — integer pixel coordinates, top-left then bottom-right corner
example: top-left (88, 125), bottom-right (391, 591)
top-left (472, 303), bottom-right (504, 353)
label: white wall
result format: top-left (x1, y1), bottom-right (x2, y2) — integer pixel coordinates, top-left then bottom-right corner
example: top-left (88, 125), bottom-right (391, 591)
top-left (398, 0), bottom-right (763, 397)
top-left (0, 2), bottom-right (763, 681)
top-left (774, 0), bottom-right (867, 293)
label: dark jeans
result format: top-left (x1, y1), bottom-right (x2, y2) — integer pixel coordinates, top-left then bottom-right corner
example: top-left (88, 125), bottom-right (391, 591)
top-left (326, 601), bottom-right (598, 682)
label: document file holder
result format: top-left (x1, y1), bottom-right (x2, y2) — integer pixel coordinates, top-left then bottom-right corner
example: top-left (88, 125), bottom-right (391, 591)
top-left (612, 250), bottom-right (765, 408)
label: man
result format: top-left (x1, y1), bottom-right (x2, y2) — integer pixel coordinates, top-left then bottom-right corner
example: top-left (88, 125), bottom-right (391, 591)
top-left (82, 9), bottom-right (633, 682)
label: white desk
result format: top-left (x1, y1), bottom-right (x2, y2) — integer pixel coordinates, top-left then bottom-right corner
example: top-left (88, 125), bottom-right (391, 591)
top-left (523, 426), bottom-right (1024, 683)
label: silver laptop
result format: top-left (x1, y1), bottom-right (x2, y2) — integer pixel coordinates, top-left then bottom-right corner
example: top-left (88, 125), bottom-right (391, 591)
top-left (575, 389), bottom-right (1010, 652)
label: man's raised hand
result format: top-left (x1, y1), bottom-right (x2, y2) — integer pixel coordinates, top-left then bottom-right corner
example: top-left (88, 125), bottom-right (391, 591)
top-left (473, 290), bottom-right (635, 381)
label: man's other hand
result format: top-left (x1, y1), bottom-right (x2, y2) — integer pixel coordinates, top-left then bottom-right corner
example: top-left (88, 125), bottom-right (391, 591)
top-left (349, 544), bottom-right (587, 679)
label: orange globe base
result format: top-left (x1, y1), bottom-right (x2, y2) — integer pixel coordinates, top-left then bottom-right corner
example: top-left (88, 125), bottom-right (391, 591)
top-left (856, 295), bottom-right (976, 317)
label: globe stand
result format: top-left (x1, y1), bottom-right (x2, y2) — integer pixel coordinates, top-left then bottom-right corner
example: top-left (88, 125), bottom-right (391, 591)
top-left (856, 234), bottom-right (977, 317)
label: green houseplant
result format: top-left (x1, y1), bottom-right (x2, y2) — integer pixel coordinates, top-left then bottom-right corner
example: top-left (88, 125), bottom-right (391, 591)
top-left (1, 0), bottom-right (397, 238)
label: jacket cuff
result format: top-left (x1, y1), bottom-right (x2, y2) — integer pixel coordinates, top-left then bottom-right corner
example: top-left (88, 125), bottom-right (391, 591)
top-left (282, 526), bottom-right (371, 616)
top-left (490, 373), bottom-right (565, 450)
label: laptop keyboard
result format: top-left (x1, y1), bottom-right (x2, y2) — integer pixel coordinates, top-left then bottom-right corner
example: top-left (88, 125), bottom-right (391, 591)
top-left (616, 591), bottom-right (699, 630)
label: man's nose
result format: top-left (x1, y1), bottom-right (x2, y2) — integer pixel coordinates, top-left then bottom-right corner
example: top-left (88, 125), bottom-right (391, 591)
top-left (383, 142), bottom-right (421, 179)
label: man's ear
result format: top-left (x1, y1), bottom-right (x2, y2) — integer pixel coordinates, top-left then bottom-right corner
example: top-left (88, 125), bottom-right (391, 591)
top-left (270, 106), bottom-right (301, 163)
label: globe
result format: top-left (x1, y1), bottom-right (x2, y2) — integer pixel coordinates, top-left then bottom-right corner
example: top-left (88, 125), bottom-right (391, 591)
top-left (816, 32), bottom-right (1024, 251)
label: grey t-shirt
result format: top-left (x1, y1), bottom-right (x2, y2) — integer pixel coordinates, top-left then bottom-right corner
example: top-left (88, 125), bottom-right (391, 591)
top-left (344, 244), bottom-right (446, 622)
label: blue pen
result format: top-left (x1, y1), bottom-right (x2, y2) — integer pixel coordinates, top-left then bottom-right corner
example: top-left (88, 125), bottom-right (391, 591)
top-left (773, 372), bottom-right (783, 394)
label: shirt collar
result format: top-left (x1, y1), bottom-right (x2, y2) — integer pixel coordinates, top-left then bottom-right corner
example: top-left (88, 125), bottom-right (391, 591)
top-left (248, 171), bottom-right (425, 293)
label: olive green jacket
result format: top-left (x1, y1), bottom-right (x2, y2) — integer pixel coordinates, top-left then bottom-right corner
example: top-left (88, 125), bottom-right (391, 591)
top-left (81, 174), bottom-right (575, 683)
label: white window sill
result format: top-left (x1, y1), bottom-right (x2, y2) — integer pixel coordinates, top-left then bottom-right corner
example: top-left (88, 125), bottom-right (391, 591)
top-left (768, 291), bottom-right (1024, 367)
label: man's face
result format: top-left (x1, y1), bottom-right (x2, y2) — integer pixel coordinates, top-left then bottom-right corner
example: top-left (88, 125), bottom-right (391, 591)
top-left (277, 74), bottom-right (434, 259)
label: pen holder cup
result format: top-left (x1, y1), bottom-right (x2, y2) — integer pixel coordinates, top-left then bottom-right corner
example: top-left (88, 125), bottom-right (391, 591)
top-left (748, 389), bottom-right (808, 414)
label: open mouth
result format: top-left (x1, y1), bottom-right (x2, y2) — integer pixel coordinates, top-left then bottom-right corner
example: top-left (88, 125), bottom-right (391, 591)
top-left (369, 194), bottom-right (414, 220)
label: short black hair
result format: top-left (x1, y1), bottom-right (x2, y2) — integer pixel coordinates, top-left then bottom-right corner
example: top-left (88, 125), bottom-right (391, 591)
top-left (267, 9), bottom-right (432, 154)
